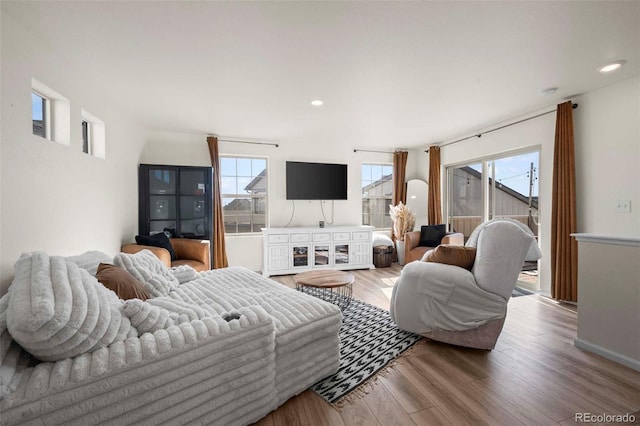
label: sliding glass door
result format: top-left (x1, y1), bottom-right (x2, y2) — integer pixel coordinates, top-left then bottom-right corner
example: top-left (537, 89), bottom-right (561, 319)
top-left (447, 162), bottom-right (483, 237)
top-left (489, 152), bottom-right (539, 236)
top-left (446, 150), bottom-right (540, 289)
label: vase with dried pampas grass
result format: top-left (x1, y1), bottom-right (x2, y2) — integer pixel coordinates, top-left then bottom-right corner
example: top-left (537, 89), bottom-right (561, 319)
top-left (389, 202), bottom-right (415, 241)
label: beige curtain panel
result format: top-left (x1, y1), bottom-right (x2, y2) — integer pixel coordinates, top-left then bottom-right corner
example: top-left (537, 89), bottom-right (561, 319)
top-left (206, 136), bottom-right (229, 269)
top-left (427, 146), bottom-right (442, 225)
top-left (551, 101), bottom-right (578, 302)
top-left (392, 151), bottom-right (408, 206)
top-left (391, 150), bottom-right (409, 244)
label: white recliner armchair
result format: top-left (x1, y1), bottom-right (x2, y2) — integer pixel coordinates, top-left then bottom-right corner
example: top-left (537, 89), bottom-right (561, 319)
top-left (390, 220), bottom-right (541, 350)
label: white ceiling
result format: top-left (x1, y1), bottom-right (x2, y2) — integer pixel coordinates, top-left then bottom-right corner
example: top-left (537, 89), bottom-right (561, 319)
top-left (3, 1), bottom-right (639, 148)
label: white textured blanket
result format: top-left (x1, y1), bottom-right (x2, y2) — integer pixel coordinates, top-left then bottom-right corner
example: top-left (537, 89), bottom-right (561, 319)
top-left (1, 261), bottom-right (341, 425)
top-left (150, 266), bottom-right (343, 405)
top-left (7, 252), bottom-right (136, 362)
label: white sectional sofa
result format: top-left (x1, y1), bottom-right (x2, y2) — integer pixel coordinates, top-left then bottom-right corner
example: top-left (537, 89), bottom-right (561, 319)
top-left (0, 250), bottom-right (342, 425)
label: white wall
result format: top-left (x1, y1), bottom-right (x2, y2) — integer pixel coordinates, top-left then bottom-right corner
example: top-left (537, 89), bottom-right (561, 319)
top-left (573, 76), bottom-right (640, 237)
top-left (574, 236), bottom-right (640, 371)
top-left (0, 12), bottom-right (146, 294)
top-left (141, 131), bottom-right (399, 271)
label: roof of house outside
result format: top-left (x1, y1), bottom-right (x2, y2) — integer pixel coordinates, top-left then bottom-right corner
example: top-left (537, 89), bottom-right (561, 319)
top-left (460, 166), bottom-right (539, 209)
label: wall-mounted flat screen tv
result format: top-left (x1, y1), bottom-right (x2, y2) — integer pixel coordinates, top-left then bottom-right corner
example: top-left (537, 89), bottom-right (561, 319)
top-left (286, 161), bottom-right (348, 200)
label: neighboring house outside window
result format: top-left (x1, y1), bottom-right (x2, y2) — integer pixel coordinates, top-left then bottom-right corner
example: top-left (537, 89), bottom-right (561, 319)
top-left (362, 163), bottom-right (393, 229)
top-left (220, 156), bottom-right (267, 233)
top-left (32, 92), bottom-right (47, 138)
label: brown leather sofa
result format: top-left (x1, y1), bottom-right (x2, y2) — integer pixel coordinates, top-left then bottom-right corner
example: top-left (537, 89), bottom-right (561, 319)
top-left (404, 231), bottom-right (464, 264)
top-left (121, 238), bottom-right (211, 271)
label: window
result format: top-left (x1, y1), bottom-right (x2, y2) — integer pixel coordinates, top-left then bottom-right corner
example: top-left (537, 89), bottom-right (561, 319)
top-left (446, 150), bottom-right (540, 238)
top-left (81, 120), bottom-right (90, 154)
top-left (32, 92), bottom-right (48, 138)
top-left (362, 163), bottom-right (393, 229)
top-left (220, 156), bottom-right (267, 233)
top-left (80, 109), bottom-right (106, 158)
top-left (31, 78), bottom-right (70, 146)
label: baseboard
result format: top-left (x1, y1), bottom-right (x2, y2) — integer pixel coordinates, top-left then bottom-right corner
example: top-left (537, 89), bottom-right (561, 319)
top-left (574, 338), bottom-right (640, 372)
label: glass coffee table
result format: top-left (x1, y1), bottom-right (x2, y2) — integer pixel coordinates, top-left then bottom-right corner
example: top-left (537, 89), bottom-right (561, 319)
top-left (294, 270), bottom-right (355, 311)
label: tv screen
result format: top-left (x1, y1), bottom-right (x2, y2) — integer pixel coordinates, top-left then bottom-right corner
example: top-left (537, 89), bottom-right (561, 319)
top-left (286, 161), bottom-right (348, 200)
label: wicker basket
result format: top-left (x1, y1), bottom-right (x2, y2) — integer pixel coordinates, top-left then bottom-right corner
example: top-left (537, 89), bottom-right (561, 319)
top-left (373, 245), bottom-right (394, 268)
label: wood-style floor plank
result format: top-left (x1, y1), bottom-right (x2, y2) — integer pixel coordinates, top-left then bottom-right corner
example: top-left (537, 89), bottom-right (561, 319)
top-left (337, 394), bottom-right (382, 426)
top-left (362, 377), bottom-right (417, 426)
top-left (409, 406), bottom-right (455, 426)
top-left (378, 369), bottom-right (434, 414)
top-left (300, 390), bottom-right (345, 426)
top-left (259, 264), bottom-right (640, 425)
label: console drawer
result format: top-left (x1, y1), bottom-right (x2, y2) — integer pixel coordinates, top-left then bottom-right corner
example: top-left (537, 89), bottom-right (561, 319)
top-left (312, 233), bottom-right (331, 242)
top-left (290, 233), bottom-right (310, 243)
top-left (268, 234), bottom-right (289, 244)
top-left (332, 232), bottom-right (351, 241)
top-left (352, 231), bottom-right (370, 241)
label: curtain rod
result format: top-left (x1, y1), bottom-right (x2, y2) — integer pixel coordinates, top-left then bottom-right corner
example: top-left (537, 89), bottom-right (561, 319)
top-left (354, 149), bottom-right (403, 154)
top-left (424, 103), bottom-right (578, 153)
top-left (215, 136), bottom-right (279, 148)
top-left (354, 149), bottom-right (393, 154)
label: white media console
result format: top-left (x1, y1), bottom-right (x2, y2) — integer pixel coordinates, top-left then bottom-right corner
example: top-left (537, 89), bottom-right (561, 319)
top-left (262, 226), bottom-right (375, 277)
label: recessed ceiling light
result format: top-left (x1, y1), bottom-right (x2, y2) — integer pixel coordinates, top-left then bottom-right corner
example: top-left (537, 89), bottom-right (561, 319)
top-left (598, 60), bottom-right (626, 73)
top-left (311, 100), bottom-right (323, 106)
top-left (541, 87), bottom-right (558, 96)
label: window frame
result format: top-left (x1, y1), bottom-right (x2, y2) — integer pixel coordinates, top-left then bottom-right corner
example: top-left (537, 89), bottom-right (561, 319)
top-left (32, 90), bottom-right (50, 139)
top-left (31, 78), bottom-right (70, 146)
top-left (444, 147), bottom-right (541, 237)
top-left (81, 119), bottom-right (90, 154)
top-left (80, 108), bottom-right (106, 158)
top-left (220, 155), bottom-right (269, 235)
top-left (361, 162), bottom-right (394, 230)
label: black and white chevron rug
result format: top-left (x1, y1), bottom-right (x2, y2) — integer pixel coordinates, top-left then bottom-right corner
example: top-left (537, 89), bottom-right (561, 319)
top-left (307, 290), bottom-right (421, 405)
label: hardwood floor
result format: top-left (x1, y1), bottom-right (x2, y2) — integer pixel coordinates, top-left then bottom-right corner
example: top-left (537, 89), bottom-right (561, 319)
top-left (257, 264), bottom-right (640, 426)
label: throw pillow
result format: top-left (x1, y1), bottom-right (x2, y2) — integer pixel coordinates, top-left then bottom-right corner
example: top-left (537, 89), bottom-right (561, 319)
top-left (422, 244), bottom-right (477, 271)
top-left (113, 250), bottom-right (179, 297)
top-left (96, 263), bottom-right (150, 301)
top-left (135, 233), bottom-right (177, 261)
top-left (6, 252), bottom-right (137, 362)
top-left (419, 224), bottom-right (447, 247)
top-left (372, 233), bottom-right (394, 248)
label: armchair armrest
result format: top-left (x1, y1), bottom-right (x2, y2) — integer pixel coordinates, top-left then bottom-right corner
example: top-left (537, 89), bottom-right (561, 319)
top-left (121, 244), bottom-right (172, 268)
top-left (442, 232), bottom-right (464, 246)
top-left (404, 231), bottom-right (421, 251)
top-left (170, 239), bottom-right (210, 270)
top-left (404, 231), bottom-right (421, 262)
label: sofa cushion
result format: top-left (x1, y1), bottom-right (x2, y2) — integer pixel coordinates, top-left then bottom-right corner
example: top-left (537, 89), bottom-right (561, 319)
top-left (121, 299), bottom-right (180, 334)
top-left (419, 224), bottom-right (447, 247)
top-left (96, 263), bottom-right (150, 301)
top-left (6, 252), bottom-right (137, 362)
top-left (422, 245), bottom-right (477, 271)
top-left (0, 293), bottom-right (34, 399)
top-left (136, 233), bottom-right (177, 261)
top-left (113, 250), bottom-right (179, 297)
top-left (169, 264), bottom-right (198, 284)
